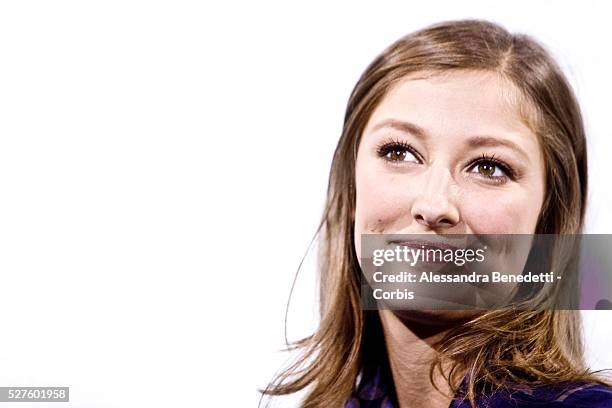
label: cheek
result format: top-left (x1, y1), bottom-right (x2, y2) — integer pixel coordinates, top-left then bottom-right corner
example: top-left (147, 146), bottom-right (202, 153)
top-left (355, 169), bottom-right (407, 235)
top-left (459, 189), bottom-right (543, 234)
top-left (354, 171), bottom-right (406, 261)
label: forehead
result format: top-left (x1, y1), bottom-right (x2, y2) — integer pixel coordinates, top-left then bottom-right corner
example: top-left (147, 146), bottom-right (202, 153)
top-left (364, 70), bottom-right (538, 145)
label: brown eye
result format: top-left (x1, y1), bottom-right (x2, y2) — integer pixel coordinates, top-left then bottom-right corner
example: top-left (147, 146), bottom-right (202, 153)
top-left (477, 163), bottom-right (496, 177)
top-left (378, 143), bottom-right (420, 163)
top-left (468, 159), bottom-right (507, 179)
top-left (388, 149), bottom-right (408, 161)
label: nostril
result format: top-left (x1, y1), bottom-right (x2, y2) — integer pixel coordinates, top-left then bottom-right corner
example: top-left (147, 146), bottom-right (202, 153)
top-left (414, 213), bottom-right (456, 228)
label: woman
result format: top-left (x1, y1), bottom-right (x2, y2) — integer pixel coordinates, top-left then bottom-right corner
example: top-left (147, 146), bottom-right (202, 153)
top-left (261, 19), bottom-right (612, 407)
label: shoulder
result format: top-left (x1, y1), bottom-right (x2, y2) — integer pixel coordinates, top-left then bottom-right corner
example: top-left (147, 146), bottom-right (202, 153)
top-left (553, 383), bottom-right (612, 407)
top-left (501, 382), bottom-right (612, 408)
top-left (452, 381), bottom-right (612, 408)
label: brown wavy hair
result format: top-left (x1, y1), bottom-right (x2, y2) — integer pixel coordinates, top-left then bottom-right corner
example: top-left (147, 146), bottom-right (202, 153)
top-left (261, 19), bottom-right (609, 407)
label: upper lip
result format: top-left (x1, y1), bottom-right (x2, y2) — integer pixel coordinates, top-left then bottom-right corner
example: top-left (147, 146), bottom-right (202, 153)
top-left (387, 236), bottom-right (468, 251)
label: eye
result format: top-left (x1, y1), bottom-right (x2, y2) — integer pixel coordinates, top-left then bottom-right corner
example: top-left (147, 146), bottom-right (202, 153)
top-left (376, 140), bottom-right (421, 163)
top-left (466, 154), bottom-right (514, 183)
top-left (470, 161), bottom-right (504, 177)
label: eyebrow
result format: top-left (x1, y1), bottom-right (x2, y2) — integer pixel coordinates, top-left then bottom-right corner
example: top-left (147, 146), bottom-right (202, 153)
top-left (369, 119), bottom-right (530, 160)
top-left (466, 136), bottom-right (529, 160)
top-left (370, 119), bottom-right (428, 141)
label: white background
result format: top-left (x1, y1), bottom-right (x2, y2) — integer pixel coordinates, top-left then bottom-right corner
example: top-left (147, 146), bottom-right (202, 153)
top-left (0, 1), bottom-right (611, 407)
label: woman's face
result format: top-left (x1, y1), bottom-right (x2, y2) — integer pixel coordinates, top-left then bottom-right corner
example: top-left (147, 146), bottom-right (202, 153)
top-left (355, 71), bottom-right (545, 243)
top-left (353, 71), bottom-right (546, 316)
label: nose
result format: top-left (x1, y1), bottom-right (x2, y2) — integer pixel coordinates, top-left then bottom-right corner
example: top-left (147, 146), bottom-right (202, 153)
top-left (410, 169), bottom-right (460, 230)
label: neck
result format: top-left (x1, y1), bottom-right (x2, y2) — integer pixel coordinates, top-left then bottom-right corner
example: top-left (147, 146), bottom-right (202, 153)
top-left (378, 310), bottom-right (457, 408)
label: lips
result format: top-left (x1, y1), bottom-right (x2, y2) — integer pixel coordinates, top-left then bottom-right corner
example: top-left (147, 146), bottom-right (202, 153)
top-left (388, 239), bottom-right (461, 252)
top-left (386, 238), bottom-right (469, 266)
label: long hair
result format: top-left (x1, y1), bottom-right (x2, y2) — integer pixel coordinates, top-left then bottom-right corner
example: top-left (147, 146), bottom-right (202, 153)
top-left (261, 19), bottom-right (606, 407)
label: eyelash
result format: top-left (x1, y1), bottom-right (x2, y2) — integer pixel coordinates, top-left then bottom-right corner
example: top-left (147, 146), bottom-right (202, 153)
top-left (375, 139), bottom-right (517, 183)
top-left (466, 153), bottom-right (516, 181)
top-left (376, 138), bottom-right (423, 163)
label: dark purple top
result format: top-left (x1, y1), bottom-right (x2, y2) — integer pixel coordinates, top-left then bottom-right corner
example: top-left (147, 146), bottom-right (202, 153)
top-left (345, 366), bottom-right (612, 407)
